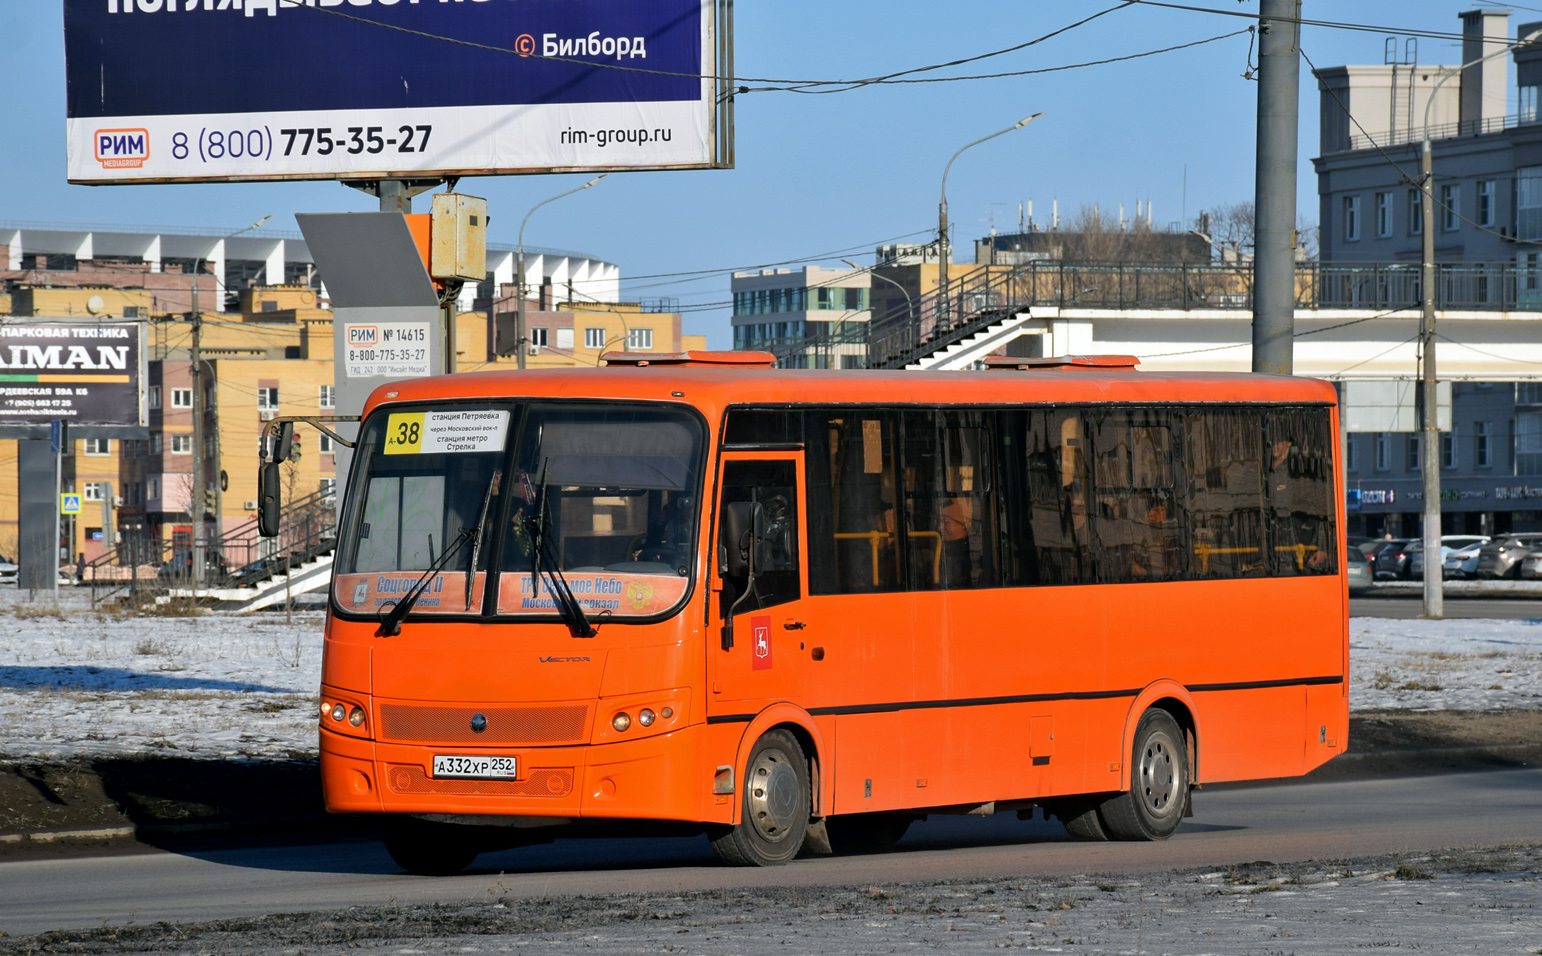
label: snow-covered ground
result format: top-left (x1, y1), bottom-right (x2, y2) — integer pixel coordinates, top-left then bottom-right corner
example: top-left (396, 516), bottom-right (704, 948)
top-left (0, 589), bottom-right (1539, 761)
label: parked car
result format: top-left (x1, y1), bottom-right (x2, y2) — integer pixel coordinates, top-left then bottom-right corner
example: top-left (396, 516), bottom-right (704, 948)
top-left (0, 554), bottom-right (16, 586)
top-left (157, 548), bottom-right (230, 582)
top-left (1520, 551), bottom-right (1542, 580)
top-left (1444, 541), bottom-right (1487, 580)
top-left (1346, 535), bottom-right (1381, 558)
top-left (1410, 535), bottom-right (1490, 578)
top-left (1371, 538), bottom-right (1414, 580)
top-left (1476, 534), bottom-right (1542, 579)
top-left (1346, 546), bottom-right (1373, 595)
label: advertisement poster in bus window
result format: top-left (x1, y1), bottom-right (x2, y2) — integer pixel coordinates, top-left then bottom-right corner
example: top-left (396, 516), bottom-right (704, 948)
top-left (335, 571), bottom-right (485, 615)
top-left (64, 0), bottom-right (731, 184)
top-left (498, 573), bottom-right (688, 617)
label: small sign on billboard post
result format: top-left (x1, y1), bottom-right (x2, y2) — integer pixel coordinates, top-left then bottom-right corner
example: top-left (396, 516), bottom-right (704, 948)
top-left (60, 494), bottom-right (83, 516)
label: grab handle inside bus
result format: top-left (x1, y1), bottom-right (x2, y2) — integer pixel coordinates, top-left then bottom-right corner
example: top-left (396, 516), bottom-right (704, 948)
top-left (719, 501), bottom-right (762, 649)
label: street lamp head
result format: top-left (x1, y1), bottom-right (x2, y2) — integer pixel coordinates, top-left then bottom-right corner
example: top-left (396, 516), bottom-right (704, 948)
top-left (251, 214), bottom-right (273, 229)
top-left (1014, 112), bottom-right (1045, 129)
top-left (584, 174), bottom-right (609, 188)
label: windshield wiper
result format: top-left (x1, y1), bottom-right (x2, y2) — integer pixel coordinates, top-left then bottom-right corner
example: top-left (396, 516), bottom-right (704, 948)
top-left (376, 526), bottom-right (475, 637)
top-left (466, 468), bottom-right (503, 611)
top-left (524, 464), bottom-right (598, 638)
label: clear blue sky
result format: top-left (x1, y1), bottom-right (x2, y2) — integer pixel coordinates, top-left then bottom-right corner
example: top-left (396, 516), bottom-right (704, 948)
top-left (0, 1), bottom-right (1519, 345)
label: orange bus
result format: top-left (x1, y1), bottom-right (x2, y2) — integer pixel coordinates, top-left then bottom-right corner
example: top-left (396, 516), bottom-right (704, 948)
top-left (272, 351), bottom-right (1348, 873)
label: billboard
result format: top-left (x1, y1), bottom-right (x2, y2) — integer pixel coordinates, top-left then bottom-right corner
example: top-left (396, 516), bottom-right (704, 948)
top-left (64, 0), bottom-right (733, 185)
top-left (0, 323), bottom-right (146, 426)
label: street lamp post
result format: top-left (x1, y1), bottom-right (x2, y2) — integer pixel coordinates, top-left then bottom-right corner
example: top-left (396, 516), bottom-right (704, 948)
top-left (189, 214), bottom-right (271, 589)
top-left (516, 175), bottom-right (608, 370)
top-left (937, 114), bottom-right (1043, 333)
top-left (843, 258), bottom-right (912, 370)
top-left (1415, 30), bottom-right (1542, 618)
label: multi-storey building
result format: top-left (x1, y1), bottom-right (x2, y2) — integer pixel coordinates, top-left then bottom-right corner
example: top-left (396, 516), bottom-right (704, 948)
top-left (729, 266), bottom-right (871, 368)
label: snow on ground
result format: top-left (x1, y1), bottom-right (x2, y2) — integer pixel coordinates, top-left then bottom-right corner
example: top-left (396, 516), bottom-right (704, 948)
top-left (0, 588), bottom-right (1539, 761)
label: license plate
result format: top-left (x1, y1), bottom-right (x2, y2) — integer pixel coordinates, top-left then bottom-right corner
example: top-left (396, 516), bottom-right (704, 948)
top-left (432, 754), bottom-right (517, 779)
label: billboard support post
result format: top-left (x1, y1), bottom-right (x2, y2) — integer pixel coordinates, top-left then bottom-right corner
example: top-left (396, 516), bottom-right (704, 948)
top-left (348, 179), bottom-right (444, 215)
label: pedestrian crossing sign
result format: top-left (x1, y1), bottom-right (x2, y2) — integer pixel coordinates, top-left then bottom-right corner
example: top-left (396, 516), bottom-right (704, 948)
top-left (60, 494), bottom-right (82, 515)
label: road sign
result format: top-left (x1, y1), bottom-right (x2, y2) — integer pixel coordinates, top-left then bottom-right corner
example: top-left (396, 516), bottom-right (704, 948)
top-left (60, 494), bottom-right (82, 516)
top-left (64, 0), bottom-right (733, 184)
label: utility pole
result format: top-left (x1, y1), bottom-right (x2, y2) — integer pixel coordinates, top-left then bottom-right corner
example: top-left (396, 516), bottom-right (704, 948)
top-left (1419, 130), bottom-right (1442, 618)
top-left (518, 176), bottom-right (608, 369)
top-left (189, 281), bottom-right (205, 590)
top-left (1252, 0), bottom-right (1301, 375)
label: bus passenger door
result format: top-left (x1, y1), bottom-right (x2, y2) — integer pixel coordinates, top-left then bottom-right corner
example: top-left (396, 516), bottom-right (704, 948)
top-left (709, 454), bottom-right (807, 709)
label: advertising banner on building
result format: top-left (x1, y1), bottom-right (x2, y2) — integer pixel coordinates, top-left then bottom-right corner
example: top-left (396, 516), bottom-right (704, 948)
top-left (64, 0), bottom-right (733, 184)
top-left (0, 323), bottom-right (146, 425)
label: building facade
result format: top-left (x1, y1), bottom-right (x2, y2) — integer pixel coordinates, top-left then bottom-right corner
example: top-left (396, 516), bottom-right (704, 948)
top-left (730, 267), bottom-right (871, 368)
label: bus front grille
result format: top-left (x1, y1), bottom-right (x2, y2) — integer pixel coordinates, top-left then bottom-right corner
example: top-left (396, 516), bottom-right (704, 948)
top-left (387, 765), bottom-right (575, 797)
top-left (378, 703), bottom-right (591, 745)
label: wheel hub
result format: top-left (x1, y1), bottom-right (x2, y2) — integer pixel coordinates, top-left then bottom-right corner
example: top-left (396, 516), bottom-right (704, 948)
top-left (1139, 732), bottom-right (1180, 816)
top-left (747, 746), bottom-right (800, 844)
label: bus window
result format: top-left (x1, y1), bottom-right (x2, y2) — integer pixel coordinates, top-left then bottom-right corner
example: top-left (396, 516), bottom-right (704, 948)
top-left (900, 410), bottom-right (996, 589)
top-left (806, 410), bottom-right (902, 594)
top-left (718, 460), bottom-right (800, 615)
top-left (1184, 409), bottom-right (1267, 578)
top-left (1012, 409), bottom-right (1094, 586)
top-left (1091, 409), bottom-right (1183, 582)
top-left (1266, 409), bottom-right (1337, 575)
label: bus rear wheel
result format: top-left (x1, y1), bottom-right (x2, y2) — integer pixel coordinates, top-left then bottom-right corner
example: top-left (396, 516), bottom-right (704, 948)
top-left (826, 811), bottom-right (914, 854)
top-left (1098, 708), bottom-right (1188, 841)
top-left (383, 819), bottom-right (480, 875)
top-left (708, 729), bottom-right (810, 866)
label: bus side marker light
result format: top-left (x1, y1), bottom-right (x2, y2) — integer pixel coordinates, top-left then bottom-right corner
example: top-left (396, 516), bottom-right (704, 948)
top-left (916, 778), bottom-right (927, 788)
top-left (713, 765), bottom-right (735, 794)
top-left (1109, 762), bottom-right (1122, 773)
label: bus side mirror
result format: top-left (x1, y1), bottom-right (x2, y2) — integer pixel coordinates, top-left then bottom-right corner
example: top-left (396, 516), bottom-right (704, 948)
top-left (258, 460), bottom-right (281, 538)
top-left (271, 422), bottom-right (295, 464)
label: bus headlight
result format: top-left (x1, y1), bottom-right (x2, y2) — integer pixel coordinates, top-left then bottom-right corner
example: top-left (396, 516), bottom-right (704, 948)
top-left (331, 703), bottom-right (347, 722)
top-left (348, 706), bottom-right (366, 727)
top-left (637, 708), bottom-right (656, 727)
top-left (612, 712), bottom-right (632, 732)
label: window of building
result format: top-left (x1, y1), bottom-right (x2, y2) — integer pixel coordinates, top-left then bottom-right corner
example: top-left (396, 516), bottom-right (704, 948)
top-left (1520, 167), bottom-right (1542, 241)
top-left (626, 327), bottom-right (653, 350)
top-left (1344, 195), bottom-right (1361, 241)
top-left (1478, 180), bottom-right (1496, 227)
top-left (83, 438), bottom-right (110, 456)
top-left (319, 433), bottom-right (334, 455)
top-left (1346, 435), bottom-right (1359, 472)
top-left (149, 433), bottom-right (162, 455)
top-left (320, 477), bottom-right (337, 498)
top-left (82, 482), bottom-right (106, 501)
top-left (583, 327), bottom-right (607, 349)
top-left (1524, 85), bottom-right (1540, 124)
top-left (1376, 192), bottom-right (1393, 237)
top-left (171, 434), bottom-right (192, 454)
top-left (1375, 432), bottom-right (1390, 470)
top-left (148, 386), bottom-right (161, 410)
top-left (530, 327), bottom-right (549, 347)
top-left (257, 386), bottom-right (279, 410)
top-left (148, 477), bottom-right (161, 500)
top-left (319, 385), bottom-right (334, 409)
top-left (1476, 421), bottom-right (1492, 467)
top-left (1406, 433), bottom-right (1421, 470)
top-left (556, 327), bottom-right (574, 350)
top-left (1408, 189), bottom-right (1423, 235)
top-left (1442, 429), bottom-right (1456, 468)
top-left (1441, 184), bottom-right (1460, 231)
top-left (170, 388), bottom-right (192, 409)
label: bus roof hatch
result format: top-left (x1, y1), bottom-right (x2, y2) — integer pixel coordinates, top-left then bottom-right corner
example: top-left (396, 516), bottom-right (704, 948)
top-left (602, 350), bottom-right (778, 368)
top-left (984, 354), bottom-right (1141, 371)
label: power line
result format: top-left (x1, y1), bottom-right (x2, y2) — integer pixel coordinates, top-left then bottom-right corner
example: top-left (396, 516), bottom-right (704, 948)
top-left (1125, 0), bottom-right (1519, 44)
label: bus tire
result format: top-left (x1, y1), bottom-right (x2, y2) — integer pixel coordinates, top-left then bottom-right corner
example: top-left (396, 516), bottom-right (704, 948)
top-left (1099, 708), bottom-right (1188, 841)
top-left (708, 729), bottom-right (810, 866)
top-left (1057, 799), bottom-right (1112, 841)
top-left (383, 819), bottom-right (480, 875)
top-left (826, 811), bottom-right (914, 854)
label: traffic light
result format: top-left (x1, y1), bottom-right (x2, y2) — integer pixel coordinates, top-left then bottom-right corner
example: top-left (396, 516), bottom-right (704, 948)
top-left (205, 488), bottom-right (218, 513)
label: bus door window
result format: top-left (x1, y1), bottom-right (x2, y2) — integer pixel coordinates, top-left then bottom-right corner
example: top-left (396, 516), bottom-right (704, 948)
top-left (717, 459), bottom-right (801, 622)
top-left (900, 410), bottom-right (995, 589)
top-left (1091, 409), bottom-right (1183, 582)
top-left (806, 412), bottom-right (902, 594)
top-left (1265, 409), bottom-right (1338, 575)
top-left (1184, 409), bottom-right (1267, 578)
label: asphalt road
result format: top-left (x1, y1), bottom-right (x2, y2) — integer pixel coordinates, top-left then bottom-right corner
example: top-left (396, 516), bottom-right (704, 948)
top-left (1, 768), bottom-right (1539, 938)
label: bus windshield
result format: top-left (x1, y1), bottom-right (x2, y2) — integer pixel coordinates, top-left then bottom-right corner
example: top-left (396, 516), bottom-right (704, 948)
top-left (333, 403), bottom-right (704, 622)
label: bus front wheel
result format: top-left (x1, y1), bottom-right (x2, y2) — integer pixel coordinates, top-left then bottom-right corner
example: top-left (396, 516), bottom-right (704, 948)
top-left (1099, 708), bottom-right (1189, 841)
top-left (383, 819), bottom-right (480, 875)
top-left (708, 729), bottom-right (810, 866)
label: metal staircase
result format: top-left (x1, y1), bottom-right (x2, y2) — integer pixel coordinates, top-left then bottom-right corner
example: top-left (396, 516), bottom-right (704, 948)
top-left (88, 488), bottom-right (338, 613)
